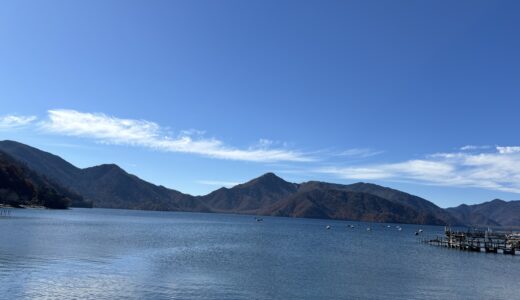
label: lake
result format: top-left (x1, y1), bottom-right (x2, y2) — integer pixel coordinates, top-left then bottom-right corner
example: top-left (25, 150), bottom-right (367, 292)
top-left (0, 208), bottom-right (518, 299)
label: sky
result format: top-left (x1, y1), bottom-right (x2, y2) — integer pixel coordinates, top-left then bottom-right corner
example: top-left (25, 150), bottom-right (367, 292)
top-left (1, 0), bottom-right (520, 207)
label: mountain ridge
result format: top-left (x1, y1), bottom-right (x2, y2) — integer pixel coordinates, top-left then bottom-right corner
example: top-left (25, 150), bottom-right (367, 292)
top-left (0, 140), bottom-right (206, 212)
top-left (0, 140), bottom-right (516, 226)
top-left (447, 199), bottom-right (520, 227)
top-left (0, 150), bottom-right (89, 208)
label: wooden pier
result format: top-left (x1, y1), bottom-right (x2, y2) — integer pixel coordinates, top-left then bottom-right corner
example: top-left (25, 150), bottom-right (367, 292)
top-left (0, 208), bottom-right (12, 217)
top-left (424, 226), bottom-right (520, 255)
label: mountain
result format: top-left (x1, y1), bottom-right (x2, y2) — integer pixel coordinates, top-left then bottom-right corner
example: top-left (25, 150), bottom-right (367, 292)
top-left (2, 140), bottom-right (508, 226)
top-left (297, 181), bottom-right (458, 225)
top-left (0, 150), bottom-right (87, 208)
top-left (199, 172), bottom-right (298, 213)
top-left (79, 164), bottom-right (207, 211)
top-left (198, 173), bottom-right (456, 225)
top-left (447, 199), bottom-right (520, 227)
top-left (0, 140), bottom-right (207, 212)
top-left (0, 140), bottom-right (81, 190)
top-left (259, 188), bottom-right (426, 223)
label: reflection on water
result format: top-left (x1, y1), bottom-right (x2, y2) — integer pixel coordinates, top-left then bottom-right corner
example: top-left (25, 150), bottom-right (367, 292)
top-left (1, 208), bottom-right (519, 299)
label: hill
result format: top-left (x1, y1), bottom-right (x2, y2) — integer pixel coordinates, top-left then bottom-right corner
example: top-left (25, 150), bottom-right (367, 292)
top-left (0, 150), bottom-right (88, 208)
top-left (198, 173), bottom-right (457, 225)
top-left (446, 199), bottom-right (520, 227)
top-left (0, 140), bottom-right (206, 211)
top-left (198, 172), bottom-right (298, 213)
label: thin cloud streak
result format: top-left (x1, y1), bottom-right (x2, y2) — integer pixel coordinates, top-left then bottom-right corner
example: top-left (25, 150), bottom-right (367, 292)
top-left (39, 109), bottom-right (313, 163)
top-left (7, 109), bottom-right (520, 195)
top-left (0, 115), bottom-right (37, 128)
top-left (337, 148), bottom-right (384, 158)
top-left (318, 149), bottom-right (520, 194)
top-left (460, 145), bottom-right (491, 151)
top-left (197, 180), bottom-right (239, 187)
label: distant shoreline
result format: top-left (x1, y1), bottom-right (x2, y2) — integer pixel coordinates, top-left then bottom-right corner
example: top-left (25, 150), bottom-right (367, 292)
top-left (0, 204), bottom-right (49, 210)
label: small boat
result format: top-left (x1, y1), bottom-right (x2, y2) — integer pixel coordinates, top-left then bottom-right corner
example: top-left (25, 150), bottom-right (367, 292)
top-left (366, 227), bottom-right (371, 231)
top-left (326, 225), bottom-right (331, 230)
top-left (418, 229), bottom-right (423, 233)
top-left (254, 217), bottom-right (263, 222)
top-left (398, 227), bottom-right (402, 231)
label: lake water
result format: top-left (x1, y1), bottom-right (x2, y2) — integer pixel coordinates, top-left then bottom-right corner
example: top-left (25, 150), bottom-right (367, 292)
top-left (0, 208), bottom-right (519, 299)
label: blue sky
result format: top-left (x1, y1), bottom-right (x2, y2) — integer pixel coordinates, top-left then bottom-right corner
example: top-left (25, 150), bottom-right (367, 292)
top-left (1, 0), bottom-right (520, 207)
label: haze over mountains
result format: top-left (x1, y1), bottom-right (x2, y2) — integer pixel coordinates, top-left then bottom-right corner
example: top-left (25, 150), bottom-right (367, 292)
top-left (1, 140), bottom-right (518, 227)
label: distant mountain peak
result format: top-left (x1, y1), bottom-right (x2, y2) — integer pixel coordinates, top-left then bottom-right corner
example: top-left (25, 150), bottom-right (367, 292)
top-left (243, 172), bottom-right (287, 186)
top-left (490, 198), bottom-right (506, 203)
top-left (261, 172), bottom-right (277, 177)
top-left (200, 172), bottom-right (298, 212)
top-left (82, 163), bottom-right (125, 175)
top-left (1, 139), bottom-right (26, 145)
top-left (96, 163), bottom-right (122, 170)
top-left (257, 172), bottom-right (282, 181)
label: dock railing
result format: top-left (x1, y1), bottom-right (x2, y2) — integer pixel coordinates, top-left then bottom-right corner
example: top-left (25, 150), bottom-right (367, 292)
top-left (424, 226), bottom-right (520, 255)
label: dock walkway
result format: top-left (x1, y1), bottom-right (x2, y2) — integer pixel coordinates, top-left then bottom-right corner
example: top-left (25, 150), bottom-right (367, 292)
top-left (424, 226), bottom-right (520, 255)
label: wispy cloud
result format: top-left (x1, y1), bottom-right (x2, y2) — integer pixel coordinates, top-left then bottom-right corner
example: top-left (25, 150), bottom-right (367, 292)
top-left (0, 114), bottom-right (37, 129)
top-left (460, 145), bottom-right (492, 151)
top-left (39, 109), bottom-right (313, 163)
top-left (9, 109), bottom-right (520, 195)
top-left (197, 180), bottom-right (239, 187)
top-left (318, 149), bottom-right (520, 194)
top-left (337, 148), bottom-right (384, 158)
top-left (496, 146), bottom-right (520, 154)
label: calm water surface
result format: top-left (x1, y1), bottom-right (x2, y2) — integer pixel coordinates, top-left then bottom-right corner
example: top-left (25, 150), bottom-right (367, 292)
top-left (0, 208), bottom-right (518, 299)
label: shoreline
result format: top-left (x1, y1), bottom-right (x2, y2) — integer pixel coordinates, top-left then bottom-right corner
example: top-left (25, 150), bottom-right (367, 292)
top-left (0, 204), bottom-right (48, 210)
